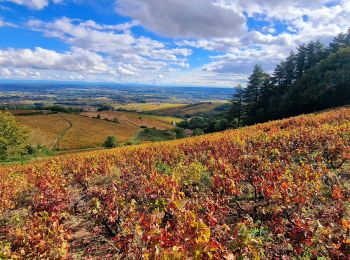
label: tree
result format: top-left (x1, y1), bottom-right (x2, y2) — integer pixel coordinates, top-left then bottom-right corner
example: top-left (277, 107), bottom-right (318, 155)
top-left (104, 136), bottom-right (118, 149)
top-left (243, 64), bottom-right (269, 124)
top-left (304, 40), bottom-right (327, 71)
top-left (328, 30), bottom-right (350, 53)
top-left (228, 84), bottom-right (244, 126)
top-left (235, 29), bottom-right (350, 125)
top-left (0, 112), bottom-right (30, 160)
top-left (256, 74), bottom-right (273, 121)
top-left (174, 127), bottom-right (186, 139)
top-left (295, 44), bottom-right (307, 79)
top-left (192, 128), bottom-right (204, 136)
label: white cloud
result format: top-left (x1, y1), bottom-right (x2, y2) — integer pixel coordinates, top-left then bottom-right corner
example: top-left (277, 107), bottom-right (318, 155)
top-left (27, 17), bottom-right (192, 62)
top-left (1, 0), bottom-right (349, 86)
top-left (0, 0), bottom-right (63, 10)
top-left (24, 17), bottom-right (193, 83)
top-left (175, 0), bottom-right (350, 80)
top-left (116, 0), bottom-right (246, 38)
top-left (0, 18), bottom-right (16, 27)
top-left (0, 47), bottom-right (109, 73)
top-left (0, 47), bottom-right (143, 81)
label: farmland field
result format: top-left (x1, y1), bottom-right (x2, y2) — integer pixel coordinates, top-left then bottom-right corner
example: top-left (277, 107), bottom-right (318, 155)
top-left (56, 114), bottom-right (137, 150)
top-left (152, 101), bottom-right (229, 116)
top-left (114, 102), bottom-right (187, 112)
top-left (16, 114), bottom-right (70, 149)
top-left (14, 111), bottom-right (180, 150)
top-left (81, 111), bottom-right (181, 130)
top-left (1, 108), bottom-right (349, 259)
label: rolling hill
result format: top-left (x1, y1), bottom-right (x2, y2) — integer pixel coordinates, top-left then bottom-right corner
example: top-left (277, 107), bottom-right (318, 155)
top-left (81, 111), bottom-right (181, 130)
top-left (113, 101), bottom-right (229, 117)
top-left (14, 111), bottom-right (180, 150)
top-left (0, 107), bottom-right (349, 258)
top-left (151, 101), bottom-right (229, 117)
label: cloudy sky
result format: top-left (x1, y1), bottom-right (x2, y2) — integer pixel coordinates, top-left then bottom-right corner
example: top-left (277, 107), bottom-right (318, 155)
top-left (0, 0), bottom-right (349, 87)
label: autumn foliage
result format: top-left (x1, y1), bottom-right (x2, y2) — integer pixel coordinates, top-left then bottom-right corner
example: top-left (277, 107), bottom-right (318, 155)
top-left (1, 108), bottom-right (349, 258)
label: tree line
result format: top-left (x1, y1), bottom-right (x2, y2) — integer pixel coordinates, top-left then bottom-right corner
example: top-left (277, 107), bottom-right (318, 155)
top-left (229, 29), bottom-right (350, 126)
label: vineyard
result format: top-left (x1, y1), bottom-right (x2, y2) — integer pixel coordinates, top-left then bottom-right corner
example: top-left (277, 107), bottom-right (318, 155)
top-left (0, 108), bottom-right (349, 258)
top-left (16, 114), bottom-right (71, 149)
top-left (113, 103), bottom-right (187, 113)
top-left (15, 112), bottom-right (178, 150)
top-left (81, 111), bottom-right (181, 130)
top-left (153, 102), bottom-right (228, 117)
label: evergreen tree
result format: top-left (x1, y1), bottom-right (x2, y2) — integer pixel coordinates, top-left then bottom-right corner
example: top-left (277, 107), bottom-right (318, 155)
top-left (243, 64), bottom-right (269, 124)
top-left (257, 74), bottom-right (273, 121)
top-left (304, 40), bottom-right (327, 71)
top-left (228, 84), bottom-right (244, 126)
top-left (230, 29), bottom-right (350, 126)
top-left (329, 31), bottom-right (349, 53)
top-left (295, 44), bottom-right (307, 79)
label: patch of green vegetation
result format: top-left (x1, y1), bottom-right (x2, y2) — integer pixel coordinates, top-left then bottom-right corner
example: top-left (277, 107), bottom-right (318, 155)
top-left (0, 111), bottom-right (30, 161)
top-left (104, 136), bottom-right (118, 148)
top-left (137, 128), bottom-right (177, 142)
top-left (0, 145), bottom-right (56, 165)
top-left (177, 115), bottom-right (231, 134)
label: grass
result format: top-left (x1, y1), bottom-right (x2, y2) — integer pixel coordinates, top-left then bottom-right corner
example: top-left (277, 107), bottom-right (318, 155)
top-left (0, 146), bottom-right (56, 165)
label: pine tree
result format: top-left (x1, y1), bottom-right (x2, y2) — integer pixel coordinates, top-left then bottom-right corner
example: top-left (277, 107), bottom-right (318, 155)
top-left (230, 29), bottom-right (350, 126)
top-left (329, 32), bottom-right (349, 53)
top-left (271, 63), bottom-right (285, 90)
top-left (295, 44), bottom-right (307, 79)
top-left (304, 40), bottom-right (327, 71)
top-left (228, 84), bottom-right (244, 126)
top-left (243, 64), bottom-right (269, 123)
top-left (283, 51), bottom-right (297, 87)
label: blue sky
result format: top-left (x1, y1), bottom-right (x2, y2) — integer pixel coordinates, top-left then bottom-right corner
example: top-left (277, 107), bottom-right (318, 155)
top-left (0, 0), bottom-right (348, 87)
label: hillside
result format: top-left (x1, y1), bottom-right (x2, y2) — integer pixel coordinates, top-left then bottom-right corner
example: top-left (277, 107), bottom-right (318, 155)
top-left (81, 111), bottom-right (181, 130)
top-left (113, 103), bottom-right (187, 112)
top-left (14, 112), bottom-right (179, 150)
top-left (152, 101), bottom-right (229, 117)
top-left (0, 107), bottom-right (349, 258)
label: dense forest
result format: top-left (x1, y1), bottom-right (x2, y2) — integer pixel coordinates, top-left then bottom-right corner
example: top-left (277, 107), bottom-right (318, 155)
top-left (229, 29), bottom-right (350, 126)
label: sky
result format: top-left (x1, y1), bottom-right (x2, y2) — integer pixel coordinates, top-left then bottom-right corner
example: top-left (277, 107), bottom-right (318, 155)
top-left (0, 0), bottom-right (349, 87)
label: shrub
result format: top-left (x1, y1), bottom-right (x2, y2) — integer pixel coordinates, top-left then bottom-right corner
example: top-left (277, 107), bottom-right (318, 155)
top-left (193, 128), bottom-right (205, 136)
top-left (174, 127), bottom-right (186, 139)
top-left (103, 136), bottom-right (118, 149)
